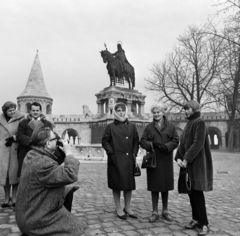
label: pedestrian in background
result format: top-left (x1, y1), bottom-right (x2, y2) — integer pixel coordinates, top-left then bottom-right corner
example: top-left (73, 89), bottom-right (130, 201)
top-left (140, 104), bottom-right (179, 222)
top-left (175, 100), bottom-right (213, 236)
top-left (0, 101), bottom-right (24, 208)
top-left (102, 102), bottom-right (139, 220)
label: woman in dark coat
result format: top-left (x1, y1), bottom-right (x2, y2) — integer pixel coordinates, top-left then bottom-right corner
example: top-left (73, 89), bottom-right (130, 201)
top-left (102, 103), bottom-right (139, 220)
top-left (175, 100), bottom-right (213, 236)
top-left (140, 104), bottom-right (179, 222)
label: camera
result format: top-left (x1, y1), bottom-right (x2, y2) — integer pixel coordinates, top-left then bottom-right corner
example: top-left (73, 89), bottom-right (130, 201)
top-left (56, 140), bottom-right (63, 147)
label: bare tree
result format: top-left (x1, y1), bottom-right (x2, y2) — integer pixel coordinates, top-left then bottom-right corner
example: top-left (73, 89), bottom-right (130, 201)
top-left (209, 29), bottom-right (240, 151)
top-left (204, 0), bottom-right (240, 151)
top-left (206, 0), bottom-right (240, 46)
top-left (145, 26), bottom-right (224, 111)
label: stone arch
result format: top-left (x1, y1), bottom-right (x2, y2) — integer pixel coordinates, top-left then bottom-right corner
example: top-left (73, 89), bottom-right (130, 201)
top-left (208, 127), bottom-right (222, 150)
top-left (62, 129), bottom-right (80, 145)
top-left (46, 104), bottom-right (52, 114)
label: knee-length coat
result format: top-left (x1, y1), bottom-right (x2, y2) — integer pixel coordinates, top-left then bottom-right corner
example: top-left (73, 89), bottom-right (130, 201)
top-left (16, 114), bottom-right (53, 177)
top-left (102, 119), bottom-right (139, 191)
top-left (16, 147), bottom-right (86, 236)
top-left (140, 116), bottom-right (179, 192)
top-left (0, 111), bottom-right (25, 186)
top-left (174, 112), bottom-right (213, 191)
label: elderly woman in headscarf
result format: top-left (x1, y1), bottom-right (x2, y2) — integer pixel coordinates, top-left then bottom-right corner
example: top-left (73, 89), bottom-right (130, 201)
top-left (0, 101), bottom-right (24, 208)
top-left (140, 103), bottom-right (179, 222)
top-left (102, 102), bottom-right (139, 220)
top-left (175, 100), bottom-right (213, 236)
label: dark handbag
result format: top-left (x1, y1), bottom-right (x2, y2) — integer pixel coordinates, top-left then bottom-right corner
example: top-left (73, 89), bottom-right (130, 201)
top-left (133, 153), bottom-right (141, 177)
top-left (141, 143), bottom-right (156, 168)
top-left (178, 167), bottom-right (191, 194)
top-left (134, 163), bottom-right (141, 177)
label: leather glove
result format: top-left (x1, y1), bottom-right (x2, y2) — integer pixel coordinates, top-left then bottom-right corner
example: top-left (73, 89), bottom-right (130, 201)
top-left (5, 136), bottom-right (14, 147)
top-left (153, 142), bottom-right (168, 152)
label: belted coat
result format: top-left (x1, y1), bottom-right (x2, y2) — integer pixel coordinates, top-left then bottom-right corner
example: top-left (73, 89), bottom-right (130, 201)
top-left (0, 111), bottom-right (25, 186)
top-left (16, 147), bottom-right (86, 236)
top-left (140, 116), bottom-right (179, 192)
top-left (174, 112), bottom-right (213, 191)
top-left (16, 114), bottom-right (53, 177)
top-left (102, 119), bottom-right (139, 191)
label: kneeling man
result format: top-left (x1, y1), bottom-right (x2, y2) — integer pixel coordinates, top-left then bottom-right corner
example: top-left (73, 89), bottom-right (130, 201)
top-left (16, 127), bottom-right (85, 236)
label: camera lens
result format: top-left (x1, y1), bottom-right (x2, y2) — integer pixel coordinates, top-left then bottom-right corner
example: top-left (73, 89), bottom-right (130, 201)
top-left (56, 140), bottom-right (63, 147)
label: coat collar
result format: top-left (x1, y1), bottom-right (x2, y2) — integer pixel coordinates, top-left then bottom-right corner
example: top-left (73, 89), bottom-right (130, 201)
top-left (186, 112), bottom-right (201, 120)
top-left (0, 111), bottom-right (24, 131)
top-left (28, 120), bottom-right (45, 131)
top-left (152, 115), bottom-right (167, 132)
top-left (114, 118), bottom-right (129, 125)
top-left (32, 146), bottom-right (59, 162)
top-left (27, 113), bottom-right (46, 130)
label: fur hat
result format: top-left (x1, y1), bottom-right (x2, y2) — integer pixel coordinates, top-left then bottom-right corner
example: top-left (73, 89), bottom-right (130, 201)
top-left (183, 100), bottom-right (201, 112)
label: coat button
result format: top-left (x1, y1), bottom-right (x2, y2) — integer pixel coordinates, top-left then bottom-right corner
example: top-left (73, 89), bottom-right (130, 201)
top-left (126, 153), bottom-right (129, 155)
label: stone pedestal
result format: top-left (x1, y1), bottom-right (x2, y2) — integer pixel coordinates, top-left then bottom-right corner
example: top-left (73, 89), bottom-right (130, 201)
top-left (95, 86), bottom-right (147, 119)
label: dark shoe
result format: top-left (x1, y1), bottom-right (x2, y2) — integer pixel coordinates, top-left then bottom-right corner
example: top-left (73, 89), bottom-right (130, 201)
top-left (185, 220), bottom-right (201, 229)
top-left (123, 208), bottom-right (138, 219)
top-left (162, 210), bottom-right (173, 222)
top-left (115, 210), bottom-right (127, 220)
top-left (1, 203), bottom-right (10, 208)
top-left (149, 211), bottom-right (159, 222)
top-left (198, 225), bottom-right (210, 235)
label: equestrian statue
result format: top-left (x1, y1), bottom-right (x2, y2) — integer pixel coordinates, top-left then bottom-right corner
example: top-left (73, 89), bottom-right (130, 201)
top-left (100, 42), bottom-right (135, 89)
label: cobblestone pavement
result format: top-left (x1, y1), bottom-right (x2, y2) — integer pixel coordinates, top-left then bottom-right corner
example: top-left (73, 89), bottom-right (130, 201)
top-left (0, 151), bottom-right (240, 236)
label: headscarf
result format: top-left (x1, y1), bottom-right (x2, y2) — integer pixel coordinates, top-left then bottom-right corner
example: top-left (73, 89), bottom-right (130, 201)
top-left (113, 103), bottom-right (128, 122)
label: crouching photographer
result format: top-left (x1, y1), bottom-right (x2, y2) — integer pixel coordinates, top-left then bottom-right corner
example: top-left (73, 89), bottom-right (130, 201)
top-left (15, 127), bottom-right (86, 236)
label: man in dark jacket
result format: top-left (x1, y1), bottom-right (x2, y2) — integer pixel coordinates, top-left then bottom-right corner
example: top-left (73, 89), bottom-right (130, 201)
top-left (16, 102), bottom-right (53, 177)
top-left (16, 127), bottom-right (86, 236)
top-left (175, 100), bottom-right (213, 236)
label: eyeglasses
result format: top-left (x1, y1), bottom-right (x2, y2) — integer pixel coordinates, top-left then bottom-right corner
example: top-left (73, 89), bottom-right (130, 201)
top-left (48, 137), bottom-right (60, 142)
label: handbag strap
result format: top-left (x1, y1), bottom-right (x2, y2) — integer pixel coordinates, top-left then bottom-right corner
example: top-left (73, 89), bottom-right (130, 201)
top-left (185, 168), bottom-right (191, 191)
top-left (150, 143), bottom-right (154, 152)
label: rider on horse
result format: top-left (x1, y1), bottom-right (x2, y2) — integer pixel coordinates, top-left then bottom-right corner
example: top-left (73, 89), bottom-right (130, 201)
top-left (112, 42), bottom-right (134, 74)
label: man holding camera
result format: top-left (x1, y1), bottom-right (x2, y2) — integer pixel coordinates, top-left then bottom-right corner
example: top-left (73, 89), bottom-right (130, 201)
top-left (15, 127), bottom-right (86, 236)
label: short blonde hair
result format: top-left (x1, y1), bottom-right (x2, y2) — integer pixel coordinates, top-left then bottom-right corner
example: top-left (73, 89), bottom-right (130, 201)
top-left (150, 104), bottom-right (168, 114)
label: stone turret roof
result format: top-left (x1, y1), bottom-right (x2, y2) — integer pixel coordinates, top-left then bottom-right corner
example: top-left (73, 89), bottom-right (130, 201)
top-left (17, 50), bottom-right (52, 100)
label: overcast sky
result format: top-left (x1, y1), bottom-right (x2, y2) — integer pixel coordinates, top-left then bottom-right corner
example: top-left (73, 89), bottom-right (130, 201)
top-left (0, 0), bottom-right (221, 115)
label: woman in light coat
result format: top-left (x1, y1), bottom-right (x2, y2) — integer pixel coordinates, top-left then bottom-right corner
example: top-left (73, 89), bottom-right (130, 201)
top-left (102, 103), bottom-right (139, 220)
top-left (140, 104), bottom-right (179, 222)
top-left (0, 101), bottom-right (24, 208)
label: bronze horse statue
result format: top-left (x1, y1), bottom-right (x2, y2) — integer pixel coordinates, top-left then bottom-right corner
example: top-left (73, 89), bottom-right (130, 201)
top-left (100, 49), bottom-right (135, 89)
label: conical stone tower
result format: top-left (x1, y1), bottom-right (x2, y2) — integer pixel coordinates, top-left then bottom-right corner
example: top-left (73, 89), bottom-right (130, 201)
top-left (17, 50), bottom-right (53, 114)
